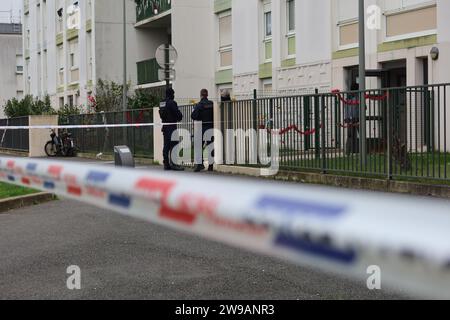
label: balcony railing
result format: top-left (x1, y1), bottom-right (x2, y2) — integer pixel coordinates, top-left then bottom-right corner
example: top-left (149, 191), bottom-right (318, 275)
top-left (137, 58), bottom-right (160, 85)
top-left (136, 0), bottom-right (172, 23)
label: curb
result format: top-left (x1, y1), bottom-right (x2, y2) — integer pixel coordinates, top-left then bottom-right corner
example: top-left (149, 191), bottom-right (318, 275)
top-left (77, 153), bottom-right (157, 166)
top-left (0, 149), bottom-right (28, 157)
top-left (0, 192), bottom-right (56, 214)
top-left (216, 165), bottom-right (450, 199)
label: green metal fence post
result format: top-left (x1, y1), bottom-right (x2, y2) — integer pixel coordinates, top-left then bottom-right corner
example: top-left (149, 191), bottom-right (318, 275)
top-left (252, 89), bottom-right (257, 131)
top-left (321, 95), bottom-right (327, 174)
top-left (387, 89), bottom-right (392, 180)
top-left (303, 95), bottom-right (310, 151)
top-left (314, 89), bottom-right (320, 161)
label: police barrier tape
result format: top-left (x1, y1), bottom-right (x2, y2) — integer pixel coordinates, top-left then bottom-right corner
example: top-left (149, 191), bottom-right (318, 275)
top-left (1, 156), bottom-right (450, 298)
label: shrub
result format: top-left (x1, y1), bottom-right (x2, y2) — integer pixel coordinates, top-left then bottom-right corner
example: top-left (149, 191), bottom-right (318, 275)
top-left (3, 95), bottom-right (56, 118)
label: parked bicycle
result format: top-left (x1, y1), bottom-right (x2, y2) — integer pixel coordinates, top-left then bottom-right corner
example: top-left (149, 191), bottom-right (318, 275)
top-left (44, 129), bottom-right (77, 157)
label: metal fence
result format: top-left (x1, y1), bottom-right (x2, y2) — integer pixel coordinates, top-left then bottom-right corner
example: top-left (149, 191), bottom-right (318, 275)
top-left (8, 82), bottom-right (444, 184)
top-left (60, 109), bottom-right (154, 159)
top-left (0, 117), bottom-right (29, 152)
top-left (177, 104), bottom-right (196, 166)
top-left (219, 83), bottom-right (449, 183)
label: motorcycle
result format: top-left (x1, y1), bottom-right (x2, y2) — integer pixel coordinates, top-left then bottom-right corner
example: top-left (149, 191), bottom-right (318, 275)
top-left (44, 129), bottom-right (77, 157)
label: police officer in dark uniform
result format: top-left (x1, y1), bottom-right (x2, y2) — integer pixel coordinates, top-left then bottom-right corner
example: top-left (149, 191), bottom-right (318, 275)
top-left (160, 88), bottom-right (184, 171)
top-left (191, 89), bottom-right (214, 172)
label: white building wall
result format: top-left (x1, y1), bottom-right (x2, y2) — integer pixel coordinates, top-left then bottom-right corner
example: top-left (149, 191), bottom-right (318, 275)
top-left (172, 0), bottom-right (216, 102)
top-left (0, 31), bottom-right (23, 118)
top-left (94, 0), bottom-right (137, 88)
top-left (232, 0), bottom-right (260, 95)
top-left (275, 0), bottom-right (332, 92)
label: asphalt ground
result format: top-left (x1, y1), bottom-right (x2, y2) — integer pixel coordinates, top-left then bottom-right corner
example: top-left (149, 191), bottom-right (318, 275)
top-left (0, 199), bottom-right (407, 300)
top-left (0, 157), bottom-right (414, 299)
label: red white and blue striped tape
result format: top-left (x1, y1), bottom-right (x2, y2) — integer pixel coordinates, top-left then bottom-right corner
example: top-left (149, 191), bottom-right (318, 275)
top-left (1, 156), bottom-right (450, 298)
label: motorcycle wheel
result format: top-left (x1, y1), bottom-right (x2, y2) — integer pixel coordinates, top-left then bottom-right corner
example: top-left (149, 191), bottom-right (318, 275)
top-left (45, 141), bottom-right (58, 157)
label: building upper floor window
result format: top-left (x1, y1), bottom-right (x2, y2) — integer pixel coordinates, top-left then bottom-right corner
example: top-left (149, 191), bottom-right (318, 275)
top-left (69, 40), bottom-right (79, 69)
top-left (264, 3), bottom-right (272, 38)
top-left (57, 7), bottom-right (64, 33)
top-left (287, 0), bottom-right (295, 33)
top-left (16, 55), bottom-right (24, 74)
top-left (218, 11), bottom-right (232, 68)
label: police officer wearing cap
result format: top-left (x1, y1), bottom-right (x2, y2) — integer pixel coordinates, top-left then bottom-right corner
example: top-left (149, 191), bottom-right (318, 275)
top-left (160, 88), bottom-right (184, 171)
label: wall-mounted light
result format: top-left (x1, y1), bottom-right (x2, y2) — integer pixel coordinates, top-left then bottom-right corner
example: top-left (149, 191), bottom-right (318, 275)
top-left (430, 47), bottom-right (439, 61)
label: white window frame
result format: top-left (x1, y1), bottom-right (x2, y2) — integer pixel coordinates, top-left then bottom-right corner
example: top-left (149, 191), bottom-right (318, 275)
top-left (337, 19), bottom-right (359, 51)
top-left (56, 6), bottom-right (64, 33)
top-left (262, 1), bottom-right (273, 63)
top-left (285, 0), bottom-right (296, 60)
top-left (382, 2), bottom-right (437, 43)
top-left (286, 0), bottom-right (295, 35)
top-left (217, 10), bottom-right (232, 71)
top-left (263, 3), bottom-right (272, 40)
top-left (16, 55), bottom-right (24, 74)
top-left (69, 40), bottom-right (79, 71)
top-left (261, 78), bottom-right (273, 92)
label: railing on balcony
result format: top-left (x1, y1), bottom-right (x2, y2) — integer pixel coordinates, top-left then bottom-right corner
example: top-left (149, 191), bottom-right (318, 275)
top-left (137, 58), bottom-right (160, 85)
top-left (136, 0), bottom-right (172, 22)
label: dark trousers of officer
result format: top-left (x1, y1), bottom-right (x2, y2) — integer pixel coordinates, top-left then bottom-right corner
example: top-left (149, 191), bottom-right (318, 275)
top-left (345, 120), bottom-right (359, 155)
top-left (163, 127), bottom-right (179, 167)
top-left (202, 136), bottom-right (214, 164)
top-left (203, 122), bottom-right (215, 165)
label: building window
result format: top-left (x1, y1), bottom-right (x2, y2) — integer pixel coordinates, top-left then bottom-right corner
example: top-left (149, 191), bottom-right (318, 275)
top-left (339, 22), bottom-right (358, 48)
top-left (285, 0), bottom-right (296, 58)
top-left (69, 40), bottom-right (78, 68)
top-left (263, 2), bottom-right (272, 62)
top-left (70, 53), bottom-right (75, 68)
top-left (57, 7), bottom-right (64, 33)
top-left (57, 45), bottom-right (64, 85)
top-left (385, 5), bottom-right (436, 39)
top-left (69, 40), bottom-right (79, 83)
top-left (87, 0), bottom-right (92, 20)
top-left (264, 8), bottom-right (272, 37)
top-left (68, 95), bottom-right (74, 107)
top-left (262, 78), bottom-right (273, 92)
top-left (218, 11), bottom-right (232, 68)
top-left (345, 66), bottom-right (359, 90)
top-left (26, 30), bottom-right (30, 50)
top-left (287, 0), bottom-right (295, 33)
top-left (16, 55), bottom-right (24, 74)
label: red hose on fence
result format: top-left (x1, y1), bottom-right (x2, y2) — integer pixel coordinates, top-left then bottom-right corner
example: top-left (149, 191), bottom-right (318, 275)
top-left (258, 124), bottom-right (323, 136)
top-left (331, 89), bottom-right (388, 105)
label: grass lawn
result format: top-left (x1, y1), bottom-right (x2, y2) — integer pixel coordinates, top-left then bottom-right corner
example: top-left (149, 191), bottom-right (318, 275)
top-left (0, 182), bottom-right (38, 200)
top-left (280, 152), bottom-right (450, 184)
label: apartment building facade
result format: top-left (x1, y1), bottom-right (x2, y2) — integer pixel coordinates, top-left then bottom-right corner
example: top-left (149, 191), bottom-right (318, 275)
top-left (0, 23), bottom-right (24, 117)
top-left (23, 0), bottom-right (450, 108)
top-left (23, 0), bottom-right (216, 107)
top-left (214, 0), bottom-right (450, 97)
top-left (23, 0), bottom-right (163, 109)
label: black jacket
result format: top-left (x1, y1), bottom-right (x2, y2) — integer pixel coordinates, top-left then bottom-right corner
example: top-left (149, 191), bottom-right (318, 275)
top-left (160, 92), bottom-right (183, 132)
top-left (192, 98), bottom-right (214, 130)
